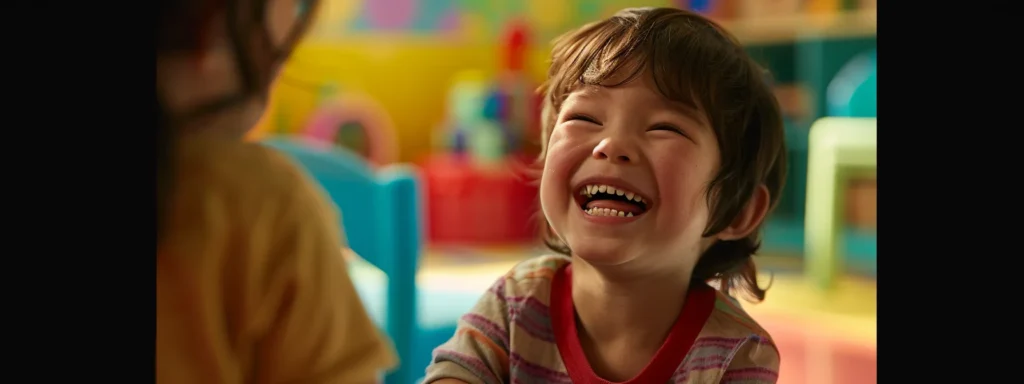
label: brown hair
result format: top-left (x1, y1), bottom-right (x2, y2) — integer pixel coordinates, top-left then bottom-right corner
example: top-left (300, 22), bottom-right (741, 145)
top-left (536, 7), bottom-right (787, 302)
top-left (157, 0), bottom-right (320, 244)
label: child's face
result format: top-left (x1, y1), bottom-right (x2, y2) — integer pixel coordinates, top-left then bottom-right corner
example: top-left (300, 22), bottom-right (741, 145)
top-left (540, 73), bottom-right (721, 270)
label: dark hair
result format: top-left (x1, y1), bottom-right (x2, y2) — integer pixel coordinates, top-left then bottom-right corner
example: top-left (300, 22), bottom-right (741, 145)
top-left (536, 7), bottom-right (787, 302)
top-left (157, 96), bottom-right (171, 243)
top-left (156, 0), bottom-right (319, 244)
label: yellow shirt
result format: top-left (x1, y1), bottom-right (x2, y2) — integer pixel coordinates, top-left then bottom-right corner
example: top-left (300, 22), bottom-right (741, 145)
top-left (157, 133), bottom-right (396, 384)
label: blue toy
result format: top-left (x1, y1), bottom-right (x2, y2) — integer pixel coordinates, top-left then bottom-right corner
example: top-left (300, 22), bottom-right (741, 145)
top-left (444, 71), bottom-right (508, 165)
top-left (451, 127), bottom-right (469, 154)
top-left (482, 88), bottom-right (506, 122)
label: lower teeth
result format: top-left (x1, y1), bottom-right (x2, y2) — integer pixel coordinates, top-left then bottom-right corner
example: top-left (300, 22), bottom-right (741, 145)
top-left (586, 208), bottom-right (634, 217)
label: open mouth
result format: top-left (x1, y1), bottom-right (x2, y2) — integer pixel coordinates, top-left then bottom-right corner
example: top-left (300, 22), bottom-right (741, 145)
top-left (574, 184), bottom-right (650, 218)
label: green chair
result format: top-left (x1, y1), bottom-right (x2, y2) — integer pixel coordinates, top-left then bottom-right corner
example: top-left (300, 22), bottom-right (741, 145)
top-left (804, 117), bottom-right (877, 290)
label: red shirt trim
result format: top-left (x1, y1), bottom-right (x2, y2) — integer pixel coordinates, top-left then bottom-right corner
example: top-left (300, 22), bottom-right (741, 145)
top-left (550, 263), bottom-right (716, 384)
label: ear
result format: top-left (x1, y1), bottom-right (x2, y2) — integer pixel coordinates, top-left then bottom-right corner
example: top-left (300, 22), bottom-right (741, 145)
top-left (192, 35), bottom-right (213, 73)
top-left (191, 12), bottom-right (225, 73)
top-left (715, 184), bottom-right (771, 241)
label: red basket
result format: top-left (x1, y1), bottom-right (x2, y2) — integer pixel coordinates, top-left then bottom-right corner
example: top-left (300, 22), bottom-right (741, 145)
top-left (422, 154), bottom-right (540, 246)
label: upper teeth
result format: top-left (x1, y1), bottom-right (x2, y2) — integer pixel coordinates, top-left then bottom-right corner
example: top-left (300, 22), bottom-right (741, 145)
top-left (579, 184), bottom-right (644, 204)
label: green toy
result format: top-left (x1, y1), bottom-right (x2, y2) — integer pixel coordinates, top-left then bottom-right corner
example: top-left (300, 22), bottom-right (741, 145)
top-left (468, 120), bottom-right (506, 165)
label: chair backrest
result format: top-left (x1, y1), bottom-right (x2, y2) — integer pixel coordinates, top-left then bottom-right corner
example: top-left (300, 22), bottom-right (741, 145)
top-left (261, 137), bottom-right (421, 372)
top-left (827, 49), bottom-right (877, 118)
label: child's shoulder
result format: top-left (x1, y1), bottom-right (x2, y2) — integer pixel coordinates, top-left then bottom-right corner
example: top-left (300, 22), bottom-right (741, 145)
top-left (684, 290), bottom-right (779, 380)
top-left (490, 255), bottom-right (571, 300)
top-left (177, 133), bottom-right (307, 195)
top-left (503, 254), bottom-right (571, 282)
top-left (698, 289), bottom-right (775, 344)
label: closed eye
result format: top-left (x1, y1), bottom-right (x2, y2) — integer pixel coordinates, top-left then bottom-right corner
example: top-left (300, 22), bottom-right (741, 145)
top-left (649, 124), bottom-right (688, 137)
top-left (568, 114), bottom-right (601, 125)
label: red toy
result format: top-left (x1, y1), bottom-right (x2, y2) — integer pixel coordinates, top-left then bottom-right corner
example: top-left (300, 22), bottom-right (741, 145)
top-left (422, 154), bottom-right (540, 245)
top-left (502, 19), bottom-right (529, 73)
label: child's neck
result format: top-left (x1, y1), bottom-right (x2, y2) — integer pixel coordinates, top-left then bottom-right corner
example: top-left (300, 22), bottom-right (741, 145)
top-left (570, 256), bottom-right (693, 381)
top-left (178, 99), bottom-right (262, 140)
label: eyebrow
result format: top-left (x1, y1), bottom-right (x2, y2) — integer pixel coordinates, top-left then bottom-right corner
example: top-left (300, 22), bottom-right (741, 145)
top-left (569, 86), bottom-right (605, 101)
top-left (670, 104), bottom-right (709, 130)
top-left (567, 86), bottom-right (710, 130)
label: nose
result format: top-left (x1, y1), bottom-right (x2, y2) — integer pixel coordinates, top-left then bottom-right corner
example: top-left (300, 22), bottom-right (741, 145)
top-left (592, 137), bottom-right (638, 164)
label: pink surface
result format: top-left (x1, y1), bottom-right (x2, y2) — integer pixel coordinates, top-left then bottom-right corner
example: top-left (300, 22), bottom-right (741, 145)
top-left (364, 0), bottom-right (417, 30)
top-left (758, 315), bottom-right (876, 384)
top-left (438, 10), bottom-right (460, 33)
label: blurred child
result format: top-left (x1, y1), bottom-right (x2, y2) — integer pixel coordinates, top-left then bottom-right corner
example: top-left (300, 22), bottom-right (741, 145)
top-left (425, 7), bottom-right (786, 384)
top-left (156, 0), bottom-right (395, 382)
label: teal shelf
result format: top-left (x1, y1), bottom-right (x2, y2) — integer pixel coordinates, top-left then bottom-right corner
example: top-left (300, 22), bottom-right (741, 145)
top-left (744, 36), bottom-right (877, 124)
top-left (746, 37), bottom-right (878, 280)
top-left (746, 44), bottom-right (797, 83)
top-left (762, 217), bottom-right (876, 277)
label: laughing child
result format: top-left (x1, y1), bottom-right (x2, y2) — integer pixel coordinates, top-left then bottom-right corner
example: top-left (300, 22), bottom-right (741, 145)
top-left (424, 7), bottom-right (786, 384)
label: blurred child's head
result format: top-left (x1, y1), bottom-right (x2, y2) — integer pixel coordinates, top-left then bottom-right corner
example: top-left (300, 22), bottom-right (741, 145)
top-left (157, 0), bottom-right (319, 134)
top-left (157, 0), bottom-right (319, 241)
top-left (537, 7), bottom-right (787, 301)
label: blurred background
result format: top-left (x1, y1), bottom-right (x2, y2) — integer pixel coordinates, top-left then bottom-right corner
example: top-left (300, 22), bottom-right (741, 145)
top-left (253, 1), bottom-right (876, 383)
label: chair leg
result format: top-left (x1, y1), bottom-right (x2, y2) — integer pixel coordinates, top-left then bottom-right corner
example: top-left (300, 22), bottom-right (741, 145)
top-left (805, 139), bottom-right (842, 291)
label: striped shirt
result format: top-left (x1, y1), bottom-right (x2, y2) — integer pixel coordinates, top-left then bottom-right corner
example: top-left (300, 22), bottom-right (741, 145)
top-left (424, 255), bottom-right (780, 384)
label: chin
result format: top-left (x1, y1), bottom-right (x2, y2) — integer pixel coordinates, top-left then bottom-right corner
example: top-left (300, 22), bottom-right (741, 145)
top-left (567, 239), bottom-right (638, 266)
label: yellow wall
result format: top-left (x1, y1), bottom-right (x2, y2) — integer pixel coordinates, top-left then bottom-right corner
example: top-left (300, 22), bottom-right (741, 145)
top-left (258, 40), bottom-right (552, 163)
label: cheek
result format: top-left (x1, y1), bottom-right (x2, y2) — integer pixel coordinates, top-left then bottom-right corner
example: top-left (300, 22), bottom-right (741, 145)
top-left (539, 129), bottom-right (584, 219)
top-left (543, 131), bottom-right (576, 176)
top-left (651, 150), bottom-right (715, 228)
top-left (540, 150), bottom-right (569, 211)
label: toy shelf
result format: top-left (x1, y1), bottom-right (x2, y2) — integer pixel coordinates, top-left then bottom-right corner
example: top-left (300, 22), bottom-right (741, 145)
top-left (762, 217), bottom-right (877, 278)
top-left (720, 9), bottom-right (877, 45)
top-left (735, 14), bottom-right (876, 278)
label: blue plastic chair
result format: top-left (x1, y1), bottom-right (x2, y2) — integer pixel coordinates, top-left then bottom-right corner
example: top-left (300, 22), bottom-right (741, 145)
top-left (262, 137), bottom-right (479, 384)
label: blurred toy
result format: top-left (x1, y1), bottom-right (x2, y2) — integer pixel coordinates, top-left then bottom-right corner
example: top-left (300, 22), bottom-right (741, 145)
top-left (303, 88), bottom-right (398, 166)
top-left (433, 21), bottom-right (540, 161)
top-left (481, 89), bottom-right (506, 122)
top-left (689, 0), bottom-right (738, 19)
top-left (422, 20), bottom-right (543, 246)
top-left (503, 20), bottom-right (528, 73)
top-left (444, 70), bottom-right (507, 165)
top-left (498, 20), bottom-right (538, 156)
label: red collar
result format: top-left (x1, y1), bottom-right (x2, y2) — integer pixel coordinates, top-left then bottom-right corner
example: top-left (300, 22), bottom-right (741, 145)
top-left (550, 263), bottom-right (716, 384)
